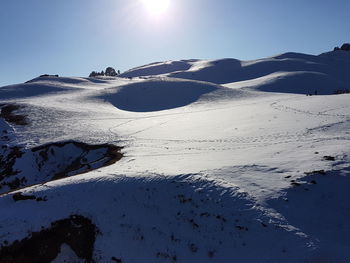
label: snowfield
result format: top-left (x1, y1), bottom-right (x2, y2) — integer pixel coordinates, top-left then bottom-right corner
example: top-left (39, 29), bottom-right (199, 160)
top-left (0, 50), bottom-right (349, 263)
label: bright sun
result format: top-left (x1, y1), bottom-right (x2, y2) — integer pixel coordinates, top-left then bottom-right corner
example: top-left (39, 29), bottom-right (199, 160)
top-left (141, 0), bottom-right (171, 16)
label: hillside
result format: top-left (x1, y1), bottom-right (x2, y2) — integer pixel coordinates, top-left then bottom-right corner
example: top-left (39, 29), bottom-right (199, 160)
top-left (0, 50), bottom-right (349, 263)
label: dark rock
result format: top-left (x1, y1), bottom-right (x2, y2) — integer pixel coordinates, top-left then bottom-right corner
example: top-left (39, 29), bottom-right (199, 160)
top-left (12, 192), bottom-right (36, 201)
top-left (39, 74), bottom-right (59, 78)
top-left (0, 104), bottom-right (28, 126)
top-left (0, 215), bottom-right (97, 263)
top-left (235, 225), bottom-right (248, 231)
top-left (189, 243), bottom-right (198, 253)
top-left (323, 156), bottom-right (335, 161)
top-left (111, 257), bottom-right (123, 263)
top-left (32, 141), bottom-right (123, 181)
top-left (261, 222), bottom-right (268, 227)
top-left (1, 141), bottom-right (123, 194)
top-left (12, 192), bottom-right (47, 202)
top-left (304, 170), bottom-right (326, 175)
top-left (310, 180), bottom-right (317, 184)
top-left (334, 43), bottom-right (350, 52)
top-left (340, 43), bottom-right (350, 51)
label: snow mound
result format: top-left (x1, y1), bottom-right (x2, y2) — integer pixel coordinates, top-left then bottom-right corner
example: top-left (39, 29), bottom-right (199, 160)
top-left (27, 76), bottom-right (82, 84)
top-left (99, 78), bottom-right (220, 112)
top-left (29, 75), bottom-right (117, 85)
top-left (119, 52), bottom-right (350, 96)
top-left (234, 71), bottom-right (343, 95)
top-left (169, 55), bottom-right (326, 84)
top-left (273, 52), bottom-right (320, 61)
top-left (169, 59), bottom-right (243, 84)
top-left (0, 82), bottom-right (77, 101)
top-left (120, 60), bottom-right (199, 78)
top-left (0, 76), bottom-right (116, 101)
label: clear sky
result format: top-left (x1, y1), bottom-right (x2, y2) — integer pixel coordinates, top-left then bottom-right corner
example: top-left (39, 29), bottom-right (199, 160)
top-left (0, 0), bottom-right (349, 86)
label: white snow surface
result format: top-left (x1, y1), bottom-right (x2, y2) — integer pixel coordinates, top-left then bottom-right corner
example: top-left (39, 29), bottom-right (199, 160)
top-left (0, 50), bottom-right (350, 262)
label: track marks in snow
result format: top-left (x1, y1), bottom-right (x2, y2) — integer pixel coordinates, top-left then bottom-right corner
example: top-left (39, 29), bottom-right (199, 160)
top-left (270, 96), bottom-right (350, 118)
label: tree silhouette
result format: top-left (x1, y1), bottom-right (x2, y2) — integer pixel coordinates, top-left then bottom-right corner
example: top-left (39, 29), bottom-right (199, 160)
top-left (89, 67), bottom-right (120, 77)
top-left (105, 67), bottom-right (117, 76)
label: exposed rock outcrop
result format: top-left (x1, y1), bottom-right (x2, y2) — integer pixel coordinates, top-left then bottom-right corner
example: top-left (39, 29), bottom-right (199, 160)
top-left (0, 215), bottom-right (97, 263)
top-left (333, 43), bottom-right (350, 51)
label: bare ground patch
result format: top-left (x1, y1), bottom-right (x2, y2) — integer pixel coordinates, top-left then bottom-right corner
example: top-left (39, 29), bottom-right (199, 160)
top-left (0, 141), bottom-right (123, 194)
top-left (31, 141), bottom-right (123, 180)
top-left (0, 215), bottom-right (98, 263)
top-left (0, 104), bottom-right (28, 126)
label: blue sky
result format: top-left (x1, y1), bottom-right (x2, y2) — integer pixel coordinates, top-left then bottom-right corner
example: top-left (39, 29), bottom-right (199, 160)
top-left (0, 0), bottom-right (349, 86)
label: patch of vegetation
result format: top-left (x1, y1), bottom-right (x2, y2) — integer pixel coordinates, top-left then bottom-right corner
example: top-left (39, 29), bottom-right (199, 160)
top-left (89, 67), bottom-right (120, 77)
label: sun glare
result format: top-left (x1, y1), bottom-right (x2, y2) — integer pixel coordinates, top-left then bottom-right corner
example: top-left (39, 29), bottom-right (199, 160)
top-left (141, 0), bottom-right (171, 16)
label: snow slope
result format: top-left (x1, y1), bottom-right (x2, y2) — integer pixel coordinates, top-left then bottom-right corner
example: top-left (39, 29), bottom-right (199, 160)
top-left (119, 60), bottom-right (199, 78)
top-left (121, 51), bottom-right (350, 94)
top-left (0, 50), bottom-right (350, 263)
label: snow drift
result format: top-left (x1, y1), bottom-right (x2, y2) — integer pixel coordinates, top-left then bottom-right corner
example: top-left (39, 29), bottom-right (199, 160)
top-left (98, 78), bottom-right (220, 112)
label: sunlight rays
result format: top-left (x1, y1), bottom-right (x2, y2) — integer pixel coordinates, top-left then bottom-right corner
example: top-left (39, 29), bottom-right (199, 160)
top-left (140, 0), bottom-right (171, 17)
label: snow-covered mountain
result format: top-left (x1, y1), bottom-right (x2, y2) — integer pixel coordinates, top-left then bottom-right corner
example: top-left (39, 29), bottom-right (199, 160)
top-left (0, 49), bottom-right (349, 263)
